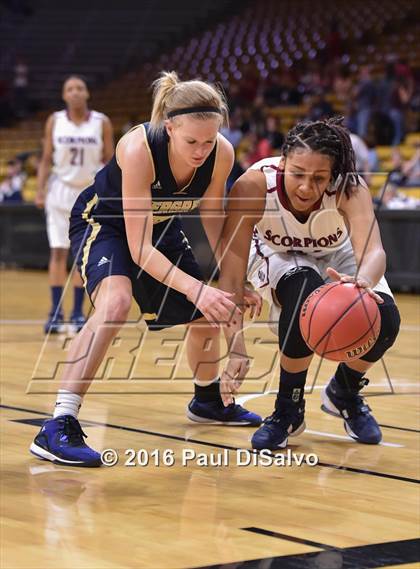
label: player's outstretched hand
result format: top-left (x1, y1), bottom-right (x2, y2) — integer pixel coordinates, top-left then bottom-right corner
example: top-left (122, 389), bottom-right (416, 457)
top-left (220, 354), bottom-right (250, 406)
top-left (187, 282), bottom-right (241, 328)
top-left (326, 267), bottom-right (384, 304)
top-left (243, 286), bottom-right (263, 319)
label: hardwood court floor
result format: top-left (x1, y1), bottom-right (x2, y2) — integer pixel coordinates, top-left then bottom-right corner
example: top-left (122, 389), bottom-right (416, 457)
top-left (1, 269), bottom-right (419, 569)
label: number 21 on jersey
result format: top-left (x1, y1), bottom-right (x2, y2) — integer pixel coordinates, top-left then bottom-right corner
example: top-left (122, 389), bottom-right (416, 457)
top-left (70, 147), bottom-right (84, 166)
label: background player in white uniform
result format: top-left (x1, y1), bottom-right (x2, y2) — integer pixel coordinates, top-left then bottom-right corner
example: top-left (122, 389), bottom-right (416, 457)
top-left (35, 76), bottom-right (114, 333)
top-left (218, 117), bottom-right (401, 450)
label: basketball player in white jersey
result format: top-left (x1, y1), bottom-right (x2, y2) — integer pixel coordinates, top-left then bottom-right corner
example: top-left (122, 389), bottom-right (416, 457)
top-left (35, 76), bottom-right (114, 333)
top-left (218, 117), bottom-right (401, 450)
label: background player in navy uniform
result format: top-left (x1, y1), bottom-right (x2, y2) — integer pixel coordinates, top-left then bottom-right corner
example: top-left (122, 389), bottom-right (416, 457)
top-left (35, 76), bottom-right (114, 334)
top-left (218, 117), bottom-right (401, 450)
top-left (30, 72), bottom-right (262, 467)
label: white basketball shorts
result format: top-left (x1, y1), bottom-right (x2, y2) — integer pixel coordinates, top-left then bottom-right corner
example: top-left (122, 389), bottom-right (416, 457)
top-left (248, 237), bottom-right (393, 334)
top-left (45, 177), bottom-right (83, 249)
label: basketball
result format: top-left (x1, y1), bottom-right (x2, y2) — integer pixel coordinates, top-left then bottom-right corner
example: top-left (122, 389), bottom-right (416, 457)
top-left (299, 282), bottom-right (381, 362)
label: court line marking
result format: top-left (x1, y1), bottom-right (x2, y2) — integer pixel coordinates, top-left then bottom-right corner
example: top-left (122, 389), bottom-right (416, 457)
top-left (1, 403), bottom-right (417, 484)
top-left (305, 429), bottom-right (403, 447)
top-left (242, 527), bottom-right (334, 551)
top-left (377, 424), bottom-right (420, 433)
top-left (400, 324), bottom-right (420, 331)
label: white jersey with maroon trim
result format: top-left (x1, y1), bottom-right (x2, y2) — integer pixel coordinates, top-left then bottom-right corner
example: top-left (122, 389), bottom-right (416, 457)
top-left (52, 110), bottom-right (104, 189)
top-left (250, 157), bottom-right (349, 258)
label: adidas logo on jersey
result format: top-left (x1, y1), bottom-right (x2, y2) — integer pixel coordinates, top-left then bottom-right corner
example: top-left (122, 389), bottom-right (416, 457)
top-left (152, 180), bottom-right (162, 190)
top-left (97, 256), bottom-right (111, 267)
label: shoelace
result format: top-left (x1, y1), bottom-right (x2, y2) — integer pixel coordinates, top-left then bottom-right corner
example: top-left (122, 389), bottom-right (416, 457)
top-left (226, 399), bottom-right (242, 410)
top-left (339, 393), bottom-right (371, 417)
top-left (264, 402), bottom-right (304, 426)
top-left (224, 400), bottom-right (246, 416)
top-left (264, 411), bottom-right (291, 426)
top-left (61, 416), bottom-right (88, 445)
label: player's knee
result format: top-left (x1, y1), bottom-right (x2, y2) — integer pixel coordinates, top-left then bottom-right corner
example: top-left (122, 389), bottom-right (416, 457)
top-left (100, 292), bottom-right (132, 323)
top-left (360, 293), bottom-right (401, 362)
top-left (275, 267), bottom-right (323, 359)
top-left (50, 248), bottom-right (67, 263)
top-left (275, 266), bottom-right (324, 307)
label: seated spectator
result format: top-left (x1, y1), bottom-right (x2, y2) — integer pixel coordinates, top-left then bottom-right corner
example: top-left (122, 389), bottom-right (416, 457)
top-left (374, 146), bottom-right (420, 210)
top-left (0, 159), bottom-right (26, 203)
top-left (300, 65), bottom-right (325, 99)
top-left (263, 115), bottom-right (284, 152)
top-left (237, 131), bottom-right (272, 170)
top-left (333, 65), bottom-right (353, 102)
top-left (402, 144), bottom-right (420, 186)
top-left (220, 112), bottom-right (243, 149)
top-left (264, 68), bottom-right (302, 107)
top-left (395, 57), bottom-right (414, 84)
top-left (263, 72), bottom-right (286, 107)
top-left (388, 146), bottom-right (420, 187)
top-left (307, 91), bottom-right (334, 121)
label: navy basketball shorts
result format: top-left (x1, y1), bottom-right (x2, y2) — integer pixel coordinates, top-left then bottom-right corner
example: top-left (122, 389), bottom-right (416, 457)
top-left (70, 210), bottom-right (204, 330)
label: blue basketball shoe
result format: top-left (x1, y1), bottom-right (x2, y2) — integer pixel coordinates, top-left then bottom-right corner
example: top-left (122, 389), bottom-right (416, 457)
top-left (321, 377), bottom-right (382, 444)
top-left (187, 397), bottom-right (262, 426)
top-left (44, 312), bottom-right (65, 334)
top-left (30, 415), bottom-right (102, 467)
top-left (251, 398), bottom-right (306, 450)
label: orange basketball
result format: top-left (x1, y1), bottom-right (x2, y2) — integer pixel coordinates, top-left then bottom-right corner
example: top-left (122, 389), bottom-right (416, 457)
top-left (299, 282), bottom-right (381, 362)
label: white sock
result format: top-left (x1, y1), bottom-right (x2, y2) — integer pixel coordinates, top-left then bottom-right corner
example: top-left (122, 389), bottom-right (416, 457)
top-left (53, 389), bottom-right (82, 419)
top-left (193, 376), bottom-right (219, 387)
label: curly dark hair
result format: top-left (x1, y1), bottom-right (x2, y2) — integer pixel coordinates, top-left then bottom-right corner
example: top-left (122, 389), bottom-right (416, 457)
top-left (282, 117), bottom-right (361, 197)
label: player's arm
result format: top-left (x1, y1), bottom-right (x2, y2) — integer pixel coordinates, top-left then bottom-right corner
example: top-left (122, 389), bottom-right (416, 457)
top-left (35, 114), bottom-right (54, 208)
top-left (218, 170), bottom-right (266, 403)
top-left (330, 185), bottom-right (386, 304)
top-left (199, 135), bottom-right (234, 266)
top-left (102, 115), bottom-right (114, 163)
top-left (200, 136), bottom-right (262, 316)
top-left (118, 129), bottom-right (237, 325)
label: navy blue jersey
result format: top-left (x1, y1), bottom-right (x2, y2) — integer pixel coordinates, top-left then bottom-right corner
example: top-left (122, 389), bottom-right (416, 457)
top-left (75, 122), bottom-right (218, 228)
top-left (69, 122), bottom-right (215, 328)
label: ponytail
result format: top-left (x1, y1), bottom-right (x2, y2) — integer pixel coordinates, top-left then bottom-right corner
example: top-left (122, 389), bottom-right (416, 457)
top-left (150, 71), bottom-right (180, 129)
top-left (149, 70), bottom-right (228, 135)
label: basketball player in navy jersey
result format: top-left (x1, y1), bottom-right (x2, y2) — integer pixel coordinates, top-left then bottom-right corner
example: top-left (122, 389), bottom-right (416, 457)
top-left (218, 117), bottom-right (401, 450)
top-left (30, 72), bottom-right (262, 467)
top-left (36, 76), bottom-right (114, 334)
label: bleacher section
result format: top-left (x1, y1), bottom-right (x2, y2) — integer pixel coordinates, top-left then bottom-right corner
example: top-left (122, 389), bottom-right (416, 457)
top-left (1, 0), bottom-right (419, 201)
